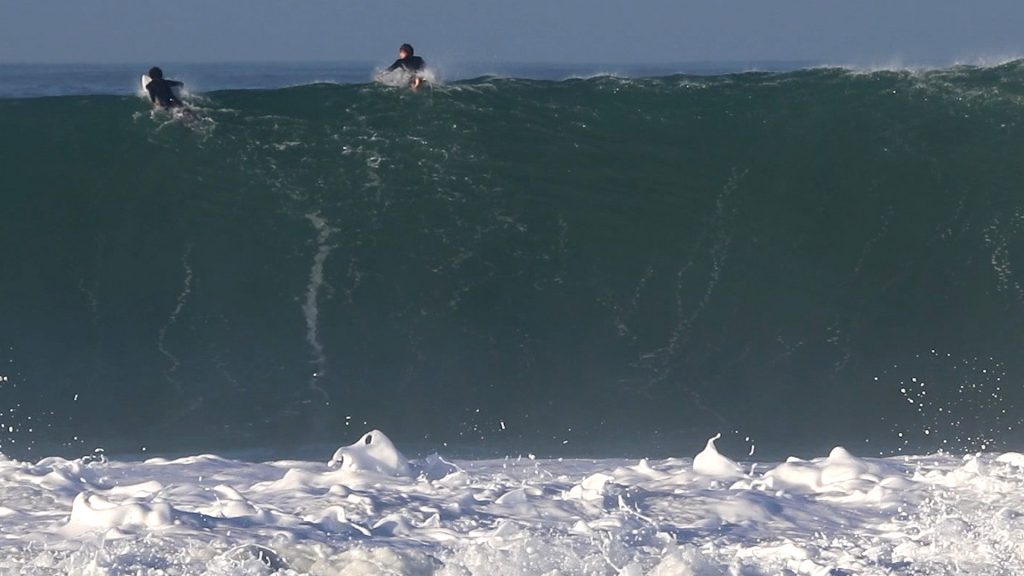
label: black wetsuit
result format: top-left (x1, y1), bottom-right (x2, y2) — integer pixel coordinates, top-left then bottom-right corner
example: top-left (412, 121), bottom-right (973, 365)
top-left (146, 78), bottom-right (184, 108)
top-left (386, 55), bottom-right (425, 74)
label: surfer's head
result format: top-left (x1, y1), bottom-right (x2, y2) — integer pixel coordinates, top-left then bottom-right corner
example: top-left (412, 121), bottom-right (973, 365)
top-left (148, 67), bottom-right (163, 80)
top-left (399, 44), bottom-right (414, 58)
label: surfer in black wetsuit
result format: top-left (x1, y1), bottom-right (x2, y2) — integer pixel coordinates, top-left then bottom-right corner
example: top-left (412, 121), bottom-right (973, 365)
top-left (145, 67), bottom-right (185, 109)
top-left (382, 44), bottom-right (426, 89)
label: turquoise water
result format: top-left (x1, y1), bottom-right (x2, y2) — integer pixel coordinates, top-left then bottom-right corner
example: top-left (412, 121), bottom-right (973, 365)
top-left (2, 63), bottom-right (1023, 459)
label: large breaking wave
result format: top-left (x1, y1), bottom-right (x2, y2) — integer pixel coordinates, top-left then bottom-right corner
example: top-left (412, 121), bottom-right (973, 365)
top-left (3, 63), bottom-right (1024, 458)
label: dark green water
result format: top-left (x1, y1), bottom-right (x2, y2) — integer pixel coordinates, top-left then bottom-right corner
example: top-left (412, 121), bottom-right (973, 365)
top-left (2, 65), bottom-right (1024, 459)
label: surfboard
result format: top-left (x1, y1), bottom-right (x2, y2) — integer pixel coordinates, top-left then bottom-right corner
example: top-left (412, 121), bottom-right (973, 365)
top-left (140, 74), bottom-right (151, 96)
top-left (375, 69), bottom-right (434, 91)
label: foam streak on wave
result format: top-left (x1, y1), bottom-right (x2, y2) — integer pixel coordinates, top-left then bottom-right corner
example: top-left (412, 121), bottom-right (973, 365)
top-left (984, 209), bottom-right (1024, 303)
top-left (303, 213), bottom-right (334, 402)
top-left (156, 245), bottom-right (193, 393)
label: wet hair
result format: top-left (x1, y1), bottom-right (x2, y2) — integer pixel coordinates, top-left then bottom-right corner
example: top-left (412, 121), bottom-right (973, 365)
top-left (399, 44), bottom-right (414, 57)
top-left (148, 67), bottom-right (163, 79)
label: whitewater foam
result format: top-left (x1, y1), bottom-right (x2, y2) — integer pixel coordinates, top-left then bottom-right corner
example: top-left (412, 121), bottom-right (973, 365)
top-left (1, 432), bottom-right (1023, 574)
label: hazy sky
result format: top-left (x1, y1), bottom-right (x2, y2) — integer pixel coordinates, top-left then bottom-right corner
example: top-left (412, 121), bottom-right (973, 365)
top-left (2, 0), bottom-right (1022, 65)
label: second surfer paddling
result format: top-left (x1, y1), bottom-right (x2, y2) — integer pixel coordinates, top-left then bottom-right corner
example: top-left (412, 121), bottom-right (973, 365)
top-left (144, 67), bottom-right (186, 109)
top-left (379, 43), bottom-right (426, 90)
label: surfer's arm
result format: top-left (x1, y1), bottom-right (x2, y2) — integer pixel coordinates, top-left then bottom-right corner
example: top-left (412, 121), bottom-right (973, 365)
top-left (385, 60), bottom-right (402, 73)
top-left (167, 80), bottom-right (184, 88)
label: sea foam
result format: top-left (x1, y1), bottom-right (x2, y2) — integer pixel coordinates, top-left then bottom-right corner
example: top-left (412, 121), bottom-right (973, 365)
top-left (0, 432), bottom-right (1022, 574)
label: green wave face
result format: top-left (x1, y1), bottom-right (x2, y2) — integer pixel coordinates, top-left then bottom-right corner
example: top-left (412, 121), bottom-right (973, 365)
top-left (3, 66), bottom-right (1024, 458)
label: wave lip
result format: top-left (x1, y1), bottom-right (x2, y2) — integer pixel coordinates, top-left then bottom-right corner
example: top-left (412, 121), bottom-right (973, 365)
top-left (7, 58), bottom-right (1024, 98)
